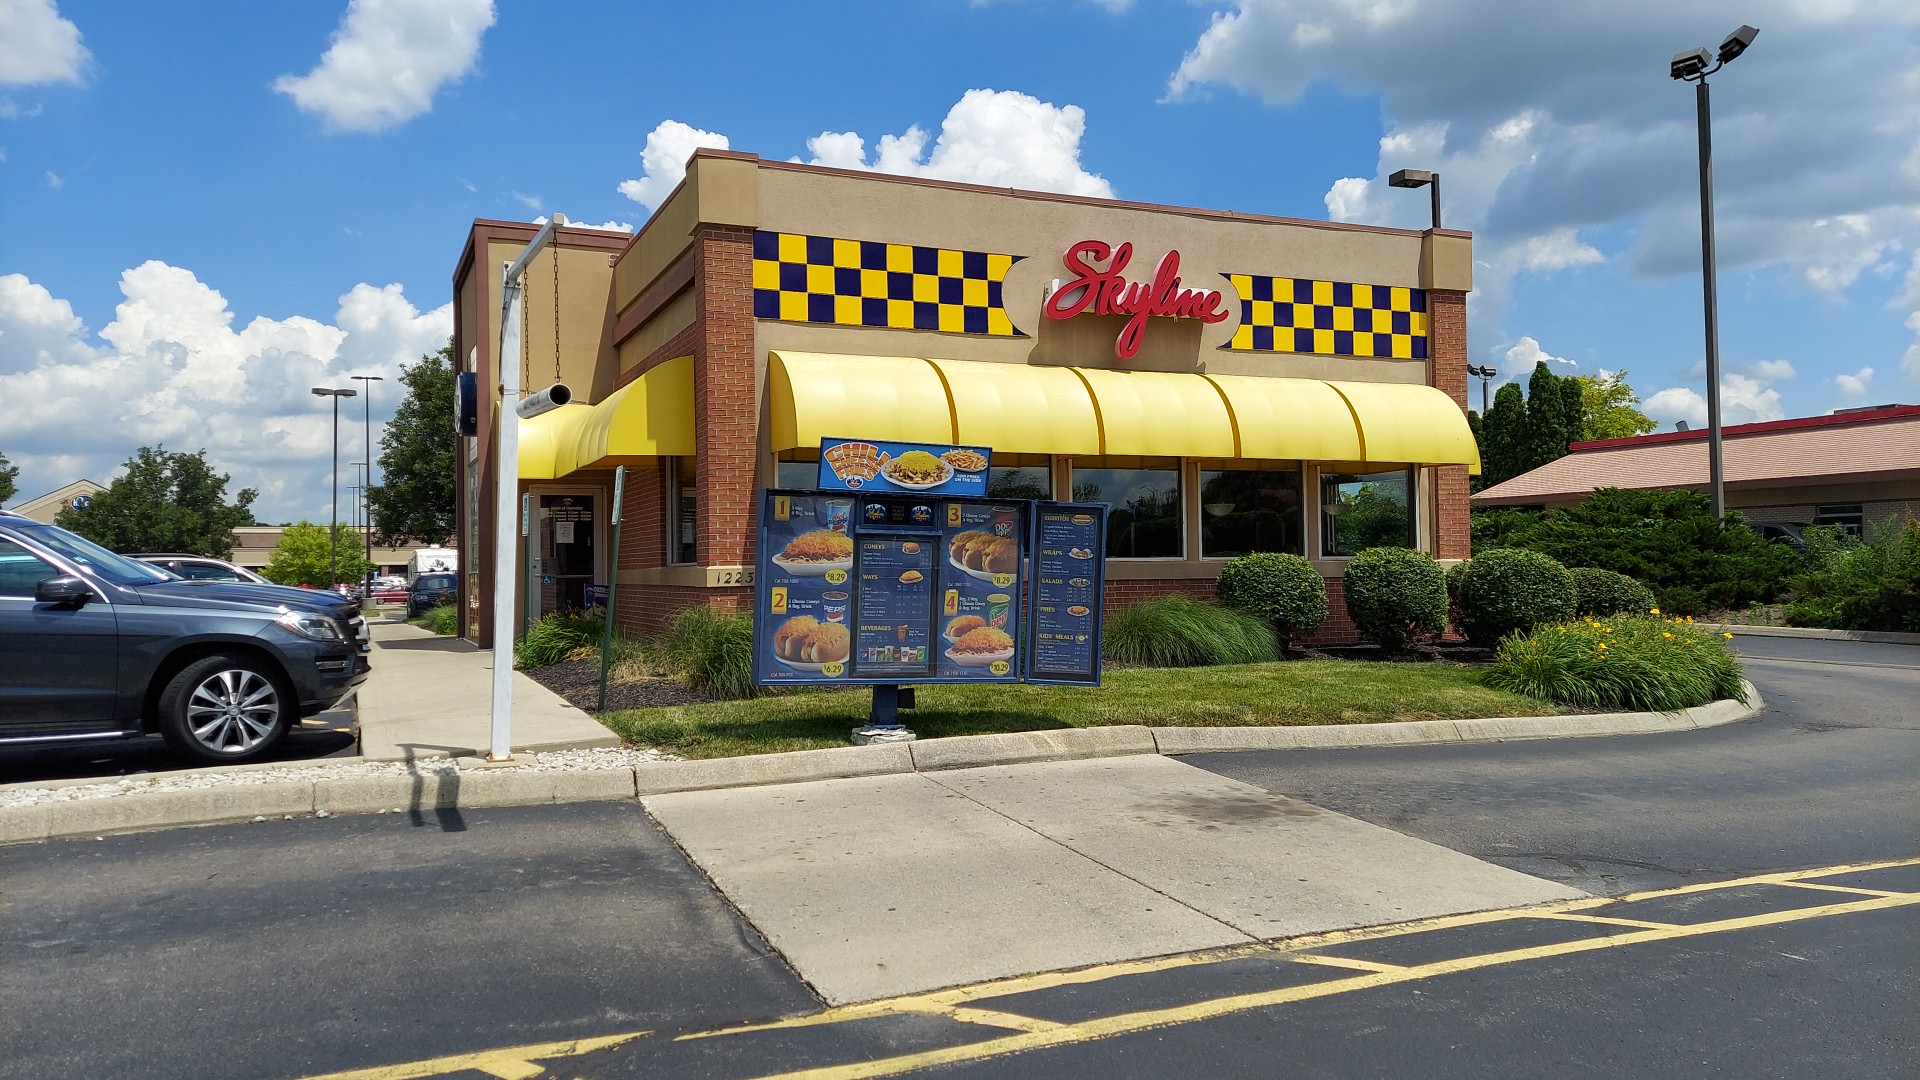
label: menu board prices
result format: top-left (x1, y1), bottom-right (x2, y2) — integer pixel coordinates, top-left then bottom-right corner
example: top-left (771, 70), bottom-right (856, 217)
top-left (754, 490), bottom-right (1102, 688)
top-left (817, 437), bottom-right (992, 496)
top-left (1026, 504), bottom-right (1108, 684)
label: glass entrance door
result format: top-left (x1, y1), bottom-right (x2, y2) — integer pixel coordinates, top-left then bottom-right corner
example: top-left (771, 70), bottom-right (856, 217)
top-left (540, 494), bottom-right (596, 617)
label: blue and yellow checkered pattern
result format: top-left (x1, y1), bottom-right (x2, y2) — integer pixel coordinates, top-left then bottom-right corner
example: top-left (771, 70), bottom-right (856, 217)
top-left (1225, 274), bottom-right (1428, 360)
top-left (752, 231), bottom-right (1021, 336)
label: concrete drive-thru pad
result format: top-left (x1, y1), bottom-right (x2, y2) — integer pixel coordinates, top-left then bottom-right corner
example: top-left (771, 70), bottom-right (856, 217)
top-left (642, 771), bottom-right (1249, 1005)
top-left (930, 756), bottom-right (1584, 941)
top-left (644, 756), bottom-right (1584, 1005)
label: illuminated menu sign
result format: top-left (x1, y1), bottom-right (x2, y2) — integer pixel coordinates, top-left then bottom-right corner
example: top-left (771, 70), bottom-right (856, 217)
top-left (816, 437), bottom-right (992, 496)
top-left (754, 490), bottom-right (1102, 688)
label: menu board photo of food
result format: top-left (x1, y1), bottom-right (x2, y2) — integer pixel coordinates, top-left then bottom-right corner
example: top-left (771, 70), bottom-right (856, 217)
top-left (756, 493), bottom-right (856, 682)
top-left (815, 437), bottom-right (992, 497)
top-left (936, 501), bottom-right (1026, 680)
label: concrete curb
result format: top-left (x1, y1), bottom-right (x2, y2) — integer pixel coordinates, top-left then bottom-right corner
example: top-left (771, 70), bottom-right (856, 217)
top-left (1700, 622), bottom-right (1920, 646)
top-left (0, 684), bottom-right (1765, 844)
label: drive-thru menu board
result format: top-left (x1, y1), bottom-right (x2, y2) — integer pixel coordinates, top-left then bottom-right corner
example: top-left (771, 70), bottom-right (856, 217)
top-left (754, 490), bottom-right (1103, 687)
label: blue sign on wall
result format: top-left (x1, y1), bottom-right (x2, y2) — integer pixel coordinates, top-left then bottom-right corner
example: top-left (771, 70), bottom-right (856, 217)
top-left (816, 437), bottom-right (992, 496)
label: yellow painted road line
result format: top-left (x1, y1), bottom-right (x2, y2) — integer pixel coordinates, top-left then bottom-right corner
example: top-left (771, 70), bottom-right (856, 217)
top-left (1526, 913), bottom-right (1679, 931)
top-left (932, 1007), bottom-right (1067, 1033)
top-left (1289, 953), bottom-right (1406, 973)
top-left (1774, 880), bottom-right (1904, 899)
top-left (296, 1031), bottom-right (650, 1080)
top-left (739, 891), bottom-right (1920, 1080)
top-left (1600, 856), bottom-right (1920, 903)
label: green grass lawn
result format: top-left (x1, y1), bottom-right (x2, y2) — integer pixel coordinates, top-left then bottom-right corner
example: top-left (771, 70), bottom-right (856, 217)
top-left (598, 660), bottom-right (1557, 759)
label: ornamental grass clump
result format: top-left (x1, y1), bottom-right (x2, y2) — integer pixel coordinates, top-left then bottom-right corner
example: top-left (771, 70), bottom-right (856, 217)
top-left (1570, 567), bottom-right (1657, 619)
top-left (1343, 547), bottom-right (1449, 651)
top-left (513, 612), bottom-right (605, 669)
top-left (1455, 547), bottom-right (1577, 645)
top-left (1485, 611), bottom-right (1745, 712)
top-left (1215, 552), bottom-right (1328, 648)
top-left (648, 607), bottom-right (759, 699)
top-left (1103, 595), bottom-right (1280, 667)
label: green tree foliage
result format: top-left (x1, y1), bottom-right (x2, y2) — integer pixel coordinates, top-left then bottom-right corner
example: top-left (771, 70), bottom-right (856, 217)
top-left (1572, 370), bottom-right (1658, 441)
top-left (0, 450), bottom-right (17, 505)
top-left (1498, 488), bottom-right (1801, 615)
top-left (262, 521), bottom-right (375, 588)
top-left (368, 343), bottom-right (455, 546)
top-left (1785, 517), bottom-right (1920, 632)
top-left (1570, 567), bottom-right (1658, 618)
top-left (55, 446), bottom-right (256, 557)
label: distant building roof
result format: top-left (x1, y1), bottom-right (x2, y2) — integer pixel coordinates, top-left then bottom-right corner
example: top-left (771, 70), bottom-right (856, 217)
top-left (1472, 404), bottom-right (1920, 507)
top-left (6, 479), bottom-right (106, 523)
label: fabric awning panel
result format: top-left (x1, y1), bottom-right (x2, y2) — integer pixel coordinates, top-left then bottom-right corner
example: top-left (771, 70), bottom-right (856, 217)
top-left (517, 356), bottom-right (697, 480)
top-left (766, 351), bottom-right (1479, 470)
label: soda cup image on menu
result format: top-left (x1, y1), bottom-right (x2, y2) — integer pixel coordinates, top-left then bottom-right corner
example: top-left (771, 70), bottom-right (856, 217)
top-left (821, 591), bottom-right (848, 623)
top-left (987, 592), bottom-right (1011, 628)
top-left (823, 499), bottom-right (853, 532)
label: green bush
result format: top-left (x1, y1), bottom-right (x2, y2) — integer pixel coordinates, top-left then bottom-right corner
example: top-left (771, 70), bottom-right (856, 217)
top-left (1470, 507), bottom-right (1543, 553)
top-left (1343, 548), bottom-right (1449, 651)
top-left (1486, 614), bottom-right (1745, 712)
top-left (1215, 553), bottom-right (1328, 646)
top-left (1104, 596), bottom-right (1281, 667)
top-left (1785, 517), bottom-right (1920, 632)
top-left (1496, 488), bottom-right (1800, 614)
top-left (1570, 567), bottom-right (1657, 618)
top-left (418, 602), bottom-right (458, 636)
top-left (651, 607), bottom-right (758, 699)
top-left (1455, 548), bottom-right (1577, 645)
top-left (514, 612), bottom-right (604, 669)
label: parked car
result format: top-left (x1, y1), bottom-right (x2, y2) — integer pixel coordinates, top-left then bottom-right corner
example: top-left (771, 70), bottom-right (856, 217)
top-left (129, 552), bottom-right (369, 650)
top-left (407, 572), bottom-right (458, 618)
top-left (369, 576), bottom-right (409, 604)
top-left (0, 511), bottom-right (371, 764)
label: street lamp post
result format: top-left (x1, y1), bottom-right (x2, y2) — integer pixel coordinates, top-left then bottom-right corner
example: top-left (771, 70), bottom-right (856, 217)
top-left (351, 374), bottom-right (384, 591)
top-left (1466, 364), bottom-right (1498, 414)
top-left (311, 386), bottom-right (357, 589)
top-left (1671, 24), bottom-right (1758, 519)
top-left (1388, 168), bottom-right (1442, 230)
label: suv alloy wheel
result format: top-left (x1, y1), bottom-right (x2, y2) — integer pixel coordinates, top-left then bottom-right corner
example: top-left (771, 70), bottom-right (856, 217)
top-left (157, 653), bottom-right (291, 763)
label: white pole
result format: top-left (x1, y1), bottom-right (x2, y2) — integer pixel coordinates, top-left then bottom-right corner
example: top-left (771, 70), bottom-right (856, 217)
top-left (489, 214), bottom-right (566, 762)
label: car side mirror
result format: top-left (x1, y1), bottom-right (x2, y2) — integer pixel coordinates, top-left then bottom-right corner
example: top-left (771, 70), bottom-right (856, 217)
top-left (35, 575), bottom-right (93, 606)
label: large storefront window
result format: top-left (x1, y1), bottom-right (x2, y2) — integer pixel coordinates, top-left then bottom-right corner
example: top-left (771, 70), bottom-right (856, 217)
top-left (1200, 468), bottom-right (1303, 558)
top-left (775, 459), bottom-right (816, 489)
top-left (1071, 460), bottom-right (1182, 559)
top-left (987, 454), bottom-right (1050, 500)
top-left (1321, 469), bottom-right (1414, 556)
top-left (668, 457), bottom-right (697, 564)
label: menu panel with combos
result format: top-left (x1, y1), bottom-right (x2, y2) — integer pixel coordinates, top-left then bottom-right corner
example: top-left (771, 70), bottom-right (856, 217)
top-left (1025, 503), bottom-right (1108, 685)
top-left (853, 537), bottom-right (936, 678)
top-left (936, 501), bottom-right (1025, 681)
top-left (756, 492), bottom-right (856, 685)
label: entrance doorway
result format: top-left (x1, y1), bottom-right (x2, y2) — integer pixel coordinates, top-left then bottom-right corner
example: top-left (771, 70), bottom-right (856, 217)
top-left (540, 494), bottom-right (596, 617)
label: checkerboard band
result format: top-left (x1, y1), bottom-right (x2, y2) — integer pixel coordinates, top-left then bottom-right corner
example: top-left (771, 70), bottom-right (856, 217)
top-left (751, 231), bottom-right (1022, 337)
top-left (1224, 273), bottom-right (1429, 360)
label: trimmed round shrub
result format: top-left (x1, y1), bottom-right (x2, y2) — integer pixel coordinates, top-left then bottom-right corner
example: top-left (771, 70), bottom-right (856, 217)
top-left (1343, 547), bottom-right (1448, 651)
top-left (1103, 596), bottom-right (1280, 667)
top-left (1455, 547), bottom-right (1577, 645)
top-left (1216, 552), bottom-right (1328, 646)
top-left (1571, 567), bottom-right (1657, 618)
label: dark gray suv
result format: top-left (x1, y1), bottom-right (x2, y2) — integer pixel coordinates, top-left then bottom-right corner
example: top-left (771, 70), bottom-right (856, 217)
top-left (0, 511), bottom-right (371, 764)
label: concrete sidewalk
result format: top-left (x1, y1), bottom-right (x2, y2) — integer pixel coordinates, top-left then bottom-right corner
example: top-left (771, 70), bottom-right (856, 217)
top-left (355, 617), bottom-right (621, 761)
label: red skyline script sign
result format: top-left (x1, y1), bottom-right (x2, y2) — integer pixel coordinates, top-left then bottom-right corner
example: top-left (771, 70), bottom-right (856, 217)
top-left (1041, 240), bottom-right (1231, 359)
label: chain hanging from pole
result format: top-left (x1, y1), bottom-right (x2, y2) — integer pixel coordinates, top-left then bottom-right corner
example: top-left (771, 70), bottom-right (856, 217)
top-left (551, 239), bottom-right (563, 386)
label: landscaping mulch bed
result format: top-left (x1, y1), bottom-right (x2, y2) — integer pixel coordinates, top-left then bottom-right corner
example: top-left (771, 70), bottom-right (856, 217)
top-left (524, 659), bottom-right (716, 713)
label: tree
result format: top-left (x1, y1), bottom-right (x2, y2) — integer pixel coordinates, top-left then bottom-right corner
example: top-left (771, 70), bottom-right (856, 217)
top-left (262, 521), bottom-right (376, 588)
top-left (0, 450), bottom-right (16, 506)
top-left (1572, 370), bottom-right (1658, 441)
top-left (1477, 381), bottom-right (1530, 489)
top-left (368, 343), bottom-right (456, 546)
top-left (55, 446), bottom-right (256, 557)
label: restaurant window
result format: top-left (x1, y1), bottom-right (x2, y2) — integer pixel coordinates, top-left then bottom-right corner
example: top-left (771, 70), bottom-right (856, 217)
top-left (1813, 503), bottom-right (1864, 539)
top-left (1200, 468), bottom-right (1303, 558)
top-left (775, 458), bottom-right (817, 490)
top-left (1321, 469), bottom-right (1414, 557)
top-left (667, 457), bottom-right (697, 564)
top-left (1070, 459), bottom-right (1182, 559)
top-left (987, 453), bottom-right (1050, 500)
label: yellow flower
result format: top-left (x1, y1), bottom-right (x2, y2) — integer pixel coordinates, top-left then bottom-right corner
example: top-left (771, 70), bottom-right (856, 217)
top-left (1650, 607), bottom-right (1660, 615)
top-left (1603, 627), bottom-right (1613, 633)
top-left (1597, 642), bottom-right (1608, 650)
top-left (1662, 632), bottom-right (1673, 639)
top-left (1723, 632), bottom-right (1734, 639)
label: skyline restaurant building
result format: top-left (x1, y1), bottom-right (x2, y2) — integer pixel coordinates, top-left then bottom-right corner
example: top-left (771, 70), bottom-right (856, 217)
top-left (451, 149), bottom-right (1480, 644)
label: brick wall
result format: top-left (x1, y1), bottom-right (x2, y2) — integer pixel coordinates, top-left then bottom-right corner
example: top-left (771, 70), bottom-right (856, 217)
top-left (694, 226), bottom-right (759, 569)
top-left (618, 584), bottom-right (755, 638)
top-left (1429, 289), bottom-right (1471, 561)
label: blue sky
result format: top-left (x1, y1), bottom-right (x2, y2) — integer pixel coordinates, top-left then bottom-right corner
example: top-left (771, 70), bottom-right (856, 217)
top-left (3, 0), bottom-right (1916, 524)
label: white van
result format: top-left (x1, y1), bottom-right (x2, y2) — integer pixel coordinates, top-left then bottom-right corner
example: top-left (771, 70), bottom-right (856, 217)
top-left (406, 547), bottom-right (458, 581)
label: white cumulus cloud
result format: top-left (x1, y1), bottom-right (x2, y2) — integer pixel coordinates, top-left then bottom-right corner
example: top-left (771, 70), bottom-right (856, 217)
top-left (1643, 364), bottom-right (1794, 430)
top-left (617, 120), bottom-right (731, 211)
top-left (0, 266), bottom-right (450, 523)
top-left (1503, 335), bottom-right (1576, 370)
top-left (1834, 366), bottom-right (1874, 398)
top-left (274, 0), bottom-right (495, 133)
top-left (0, 0), bottom-right (89, 86)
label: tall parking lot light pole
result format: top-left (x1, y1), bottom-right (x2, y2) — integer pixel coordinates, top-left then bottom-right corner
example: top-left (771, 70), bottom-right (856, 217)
top-left (1671, 24), bottom-right (1758, 519)
top-left (351, 374), bottom-right (384, 588)
top-left (1466, 365), bottom-right (1498, 414)
top-left (312, 386), bottom-right (357, 587)
top-left (1388, 168), bottom-right (1442, 230)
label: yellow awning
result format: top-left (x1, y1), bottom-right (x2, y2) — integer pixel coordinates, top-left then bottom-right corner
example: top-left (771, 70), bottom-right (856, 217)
top-left (765, 351), bottom-right (1478, 471)
top-left (573, 354), bottom-right (697, 468)
top-left (518, 403), bottom-right (591, 480)
top-left (1326, 380), bottom-right (1483, 474)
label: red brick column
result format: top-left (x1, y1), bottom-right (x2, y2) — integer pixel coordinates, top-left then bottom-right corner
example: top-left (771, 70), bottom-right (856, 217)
top-left (693, 226), bottom-right (758, 569)
top-left (1429, 289), bottom-right (1471, 561)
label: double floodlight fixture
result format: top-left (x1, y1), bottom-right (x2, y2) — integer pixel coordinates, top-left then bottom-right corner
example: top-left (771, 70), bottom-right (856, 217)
top-left (1670, 24), bottom-right (1757, 81)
